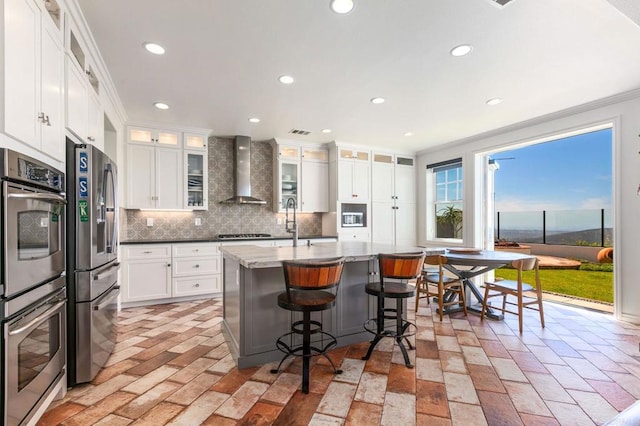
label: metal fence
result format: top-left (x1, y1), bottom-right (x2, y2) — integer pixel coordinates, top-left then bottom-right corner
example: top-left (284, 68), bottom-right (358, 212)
top-left (495, 209), bottom-right (612, 247)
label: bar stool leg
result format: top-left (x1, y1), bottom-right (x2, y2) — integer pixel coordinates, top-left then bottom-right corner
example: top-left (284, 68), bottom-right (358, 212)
top-left (396, 299), bottom-right (413, 368)
top-left (362, 293), bottom-right (385, 361)
top-left (302, 311), bottom-right (311, 394)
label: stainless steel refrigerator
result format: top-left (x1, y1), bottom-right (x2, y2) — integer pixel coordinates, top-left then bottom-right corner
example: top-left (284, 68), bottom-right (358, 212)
top-left (66, 138), bottom-right (120, 385)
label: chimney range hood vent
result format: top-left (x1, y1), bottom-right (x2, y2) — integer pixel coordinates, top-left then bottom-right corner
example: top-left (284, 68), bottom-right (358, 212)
top-left (219, 136), bottom-right (267, 205)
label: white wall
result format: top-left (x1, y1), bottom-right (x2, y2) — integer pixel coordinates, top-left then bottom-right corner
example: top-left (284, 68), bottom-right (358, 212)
top-left (416, 90), bottom-right (640, 323)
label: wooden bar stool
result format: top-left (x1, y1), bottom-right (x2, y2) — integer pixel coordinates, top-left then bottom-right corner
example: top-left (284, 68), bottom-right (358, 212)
top-left (362, 252), bottom-right (425, 368)
top-left (271, 257), bottom-right (345, 394)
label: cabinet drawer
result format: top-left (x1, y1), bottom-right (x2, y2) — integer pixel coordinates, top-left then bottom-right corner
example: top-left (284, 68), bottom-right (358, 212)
top-left (173, 243), bottom-right (219, 258)
top-left (173, 275), bottom-right (221, 297)
top-left (123, 244), bottom-right (171, 260)
top-left (172, 257), bottom-right (220, 276)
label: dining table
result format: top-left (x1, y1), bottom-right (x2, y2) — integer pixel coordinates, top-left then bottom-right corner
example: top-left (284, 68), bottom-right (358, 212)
top-left (441, 249), bottom-right (534, 320)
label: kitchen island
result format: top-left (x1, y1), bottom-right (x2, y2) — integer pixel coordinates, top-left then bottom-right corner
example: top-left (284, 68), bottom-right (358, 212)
top-left (221, 241), bottom-right (444, 368)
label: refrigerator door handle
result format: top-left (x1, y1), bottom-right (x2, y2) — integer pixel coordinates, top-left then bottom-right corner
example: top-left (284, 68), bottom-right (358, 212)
top-left (106, 163), bottom-right (119, 254)
top-left (93, 286), bottom-right (120, 311)
top-left (93, 262), bottom-right (121, 281)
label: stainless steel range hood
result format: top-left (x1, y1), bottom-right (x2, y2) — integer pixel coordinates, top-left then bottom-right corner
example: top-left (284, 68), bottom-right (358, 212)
top-left (219, 136), bottom-right (267, 205)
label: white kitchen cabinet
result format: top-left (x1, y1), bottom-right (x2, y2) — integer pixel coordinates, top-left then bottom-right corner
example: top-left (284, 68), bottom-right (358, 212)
top-left (2, 0), bottom-right (64, 162)
top-left (126, 126), bottom-right (183, 209)
top-left (65, 26), bottom-right (104, 149)
top-left (300, 147), bottom-right (329, 213)
top-left (272, 141), bottom-right (330, 213)
top-left (184, 132), bottom-right (207, 151)
top-left (273, 144), bottom-right (300, 212)
top-left (121, 245), bottom-right (172, 302)
top-left (156, 147), bottom-right (183, 208)
top-left (337, 148), bottom-right (370, 202)
top-left (126, 144), bottom-right (182, 209)
top-left (172, 243), bottom-right (221, 297)
top-left (185, 150), bottom-right (208, 209)
top-left (338, 228), bottom-right (370, 242)
top-left (122, 243), bottom-right (221, 305)
top-left (371, 153), bottom-right (416, 246)
top-left (126, 126), bottom-right (209, 210)
top-left (128, 126), bottom-right (180, 146)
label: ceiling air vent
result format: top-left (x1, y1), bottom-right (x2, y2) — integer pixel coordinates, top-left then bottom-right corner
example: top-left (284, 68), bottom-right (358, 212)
top-left (486, 0), bottom-right (515, 7)
top-left (289, 129), bottom-right (311, 136)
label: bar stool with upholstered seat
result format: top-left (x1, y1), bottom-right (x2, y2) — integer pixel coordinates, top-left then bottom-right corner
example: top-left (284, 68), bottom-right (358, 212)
top-left (362, 252), bottom-right (425, 368)
top-left (271, 257), bottom-right (345, 393)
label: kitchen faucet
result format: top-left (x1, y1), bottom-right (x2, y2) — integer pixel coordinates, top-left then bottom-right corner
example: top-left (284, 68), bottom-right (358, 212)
top-left (285, 197), bottom-right (299, 247)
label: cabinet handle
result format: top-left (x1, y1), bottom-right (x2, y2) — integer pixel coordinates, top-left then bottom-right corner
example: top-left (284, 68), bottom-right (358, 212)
top-left (37, 112), bottom-right (45, 123)
top-left (194, 283), bottom-right (200, 287)
top-left (44, 115), bottom-right (51, 126)
top-left (194, 248), bottom-right (199, 252)
top-left (88, 136), bottom-right (96, 142)
top-left (143, 251), bottom-right (152, 254)
top-left (194, 264), bottom-right (200, 268)
top-left (167, 263), bottom-right (171, 267)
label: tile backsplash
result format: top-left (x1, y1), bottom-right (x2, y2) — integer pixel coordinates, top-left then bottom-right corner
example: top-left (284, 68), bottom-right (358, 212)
top-left (121, 137), bottom-right (323, 241)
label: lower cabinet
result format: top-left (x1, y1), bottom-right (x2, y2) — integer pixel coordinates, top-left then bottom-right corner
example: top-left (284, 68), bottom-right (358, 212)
top-left (122, 242), bottom-right (221, 305)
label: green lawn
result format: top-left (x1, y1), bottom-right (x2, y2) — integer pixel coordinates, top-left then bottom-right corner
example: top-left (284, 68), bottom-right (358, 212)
top-left (494, 266), bottom-right (613, 303)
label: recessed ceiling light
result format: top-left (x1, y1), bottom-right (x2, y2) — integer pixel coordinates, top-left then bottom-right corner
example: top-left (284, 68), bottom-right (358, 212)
top-left (321, 129), bottom-right (332, 134)
top-left (153, 102), bottom-right (169, 110)
top-left (486, 98), bottom-right (503, 106)
top-left (450, 44), bottom-right (473, 57)
top-left (330, 0), bottom-right (354, 14)
top-left (248, 117), bottom-right (261, 123)
top-left (278, 75), bottom-right (295, 84)
top-left (370, 97), bottom-right (385, 104)
top-left (143, 42), bottom-right (165, 55)
top-left (404, 132), bottom-right (414, 137)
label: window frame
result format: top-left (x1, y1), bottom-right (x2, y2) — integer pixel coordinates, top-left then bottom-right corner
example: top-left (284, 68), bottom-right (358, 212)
top-left (426, 159), bottom-right (463, 242)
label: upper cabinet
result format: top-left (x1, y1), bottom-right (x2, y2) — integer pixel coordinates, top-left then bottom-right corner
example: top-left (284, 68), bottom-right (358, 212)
top-left (337, 147), bottom-right (370, 202)
top-left (300, 147), bottom-right (329, 213)
top-left (2, 0), bottom-right (65, 162)
top-left (65, 26), bottom-right (104, 150)
top-left (371, 153), bottom-right (416, 246)
top-left (271, 141), bottom-right (329, 213)
top-left (125, 125), bottom-right (210, 210)
top-left (185, 150), bottom-right (208, 210)
top-left (184, 133), bottom-right (207, 151)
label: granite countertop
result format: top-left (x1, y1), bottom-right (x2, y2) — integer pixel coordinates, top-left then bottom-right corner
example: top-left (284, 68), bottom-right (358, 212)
top-left (220, 241), bottom-right (446, 269)
top-left (120, 235), bottom-right (337, 245)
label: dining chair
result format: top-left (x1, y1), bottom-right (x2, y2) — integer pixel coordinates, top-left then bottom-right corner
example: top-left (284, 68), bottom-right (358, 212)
top-left (414, 255), bottom-right (467, 321)
top-left (481, 256), bottom-right (545, 334)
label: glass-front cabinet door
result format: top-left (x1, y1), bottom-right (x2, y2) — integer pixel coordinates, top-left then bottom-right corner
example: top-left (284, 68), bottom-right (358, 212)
top-left (279, 161), bottom-right (299, 211)
top-left (185, 151), bottom-right (208, 210)
top-left (184, 133), bottom-right (207, 151)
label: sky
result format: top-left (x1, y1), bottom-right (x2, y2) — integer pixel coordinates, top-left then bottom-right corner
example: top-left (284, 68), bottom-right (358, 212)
top-left (493, 128), bottom-right (613, 215)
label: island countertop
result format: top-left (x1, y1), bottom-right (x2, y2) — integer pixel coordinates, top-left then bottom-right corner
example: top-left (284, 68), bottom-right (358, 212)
top-left (220, 241), bottom-right (446, 269)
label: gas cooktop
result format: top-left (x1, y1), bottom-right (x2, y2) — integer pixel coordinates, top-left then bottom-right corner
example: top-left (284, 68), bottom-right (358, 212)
top-left (217, 233), bottom-right (272, 239)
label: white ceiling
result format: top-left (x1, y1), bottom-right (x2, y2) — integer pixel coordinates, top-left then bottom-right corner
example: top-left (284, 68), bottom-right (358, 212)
top-left (78, 0), bottom-right (640, 153)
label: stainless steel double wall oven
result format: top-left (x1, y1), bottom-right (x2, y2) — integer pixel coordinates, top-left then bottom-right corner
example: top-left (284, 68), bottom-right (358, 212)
top-left (1, 149), bottom-right (67, 426)
top-left (66, 138), bottom-right (120, 386)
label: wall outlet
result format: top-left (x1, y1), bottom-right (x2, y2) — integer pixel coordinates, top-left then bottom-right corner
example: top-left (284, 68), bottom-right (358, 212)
top-left (195, 218), bottom-right (202, 226)
top-left (146, 217), bottom-right (154, 227)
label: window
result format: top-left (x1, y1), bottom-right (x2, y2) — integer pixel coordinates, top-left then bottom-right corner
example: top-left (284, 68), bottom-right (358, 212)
top-left (428, 159), bottom-right (463, 239)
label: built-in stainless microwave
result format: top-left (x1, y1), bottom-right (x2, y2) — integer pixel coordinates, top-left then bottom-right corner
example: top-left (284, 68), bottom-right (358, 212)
top-left (341, 203), bottom-right (367, 227)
